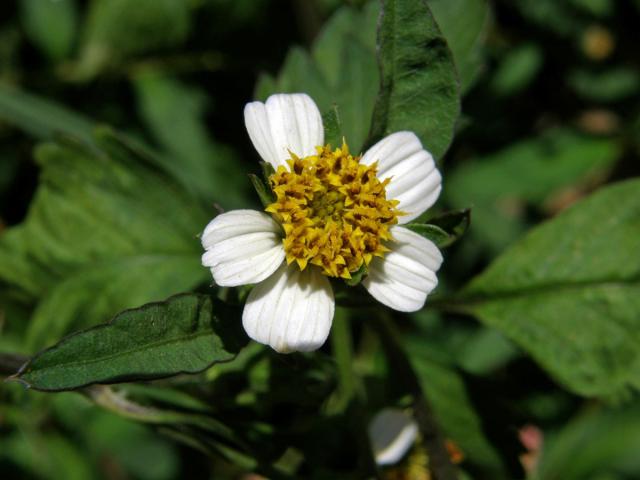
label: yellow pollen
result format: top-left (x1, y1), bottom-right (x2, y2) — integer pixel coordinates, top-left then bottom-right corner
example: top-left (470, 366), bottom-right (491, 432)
top-left (266, 142), bottom-right (401, 279)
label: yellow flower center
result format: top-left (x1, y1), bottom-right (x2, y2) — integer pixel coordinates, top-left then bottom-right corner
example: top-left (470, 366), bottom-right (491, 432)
top-left (266, 142), bottom-right (401, 279)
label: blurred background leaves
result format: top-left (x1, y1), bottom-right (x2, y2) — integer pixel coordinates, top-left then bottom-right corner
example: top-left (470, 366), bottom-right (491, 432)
top-left (1, 0), bottom-right (640, 479)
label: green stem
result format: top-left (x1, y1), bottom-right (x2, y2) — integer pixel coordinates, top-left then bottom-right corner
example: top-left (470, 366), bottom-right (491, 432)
top-left (331, 307), bottom-right (382, 480)
top-left (331, 307), bottom-right (358, 407)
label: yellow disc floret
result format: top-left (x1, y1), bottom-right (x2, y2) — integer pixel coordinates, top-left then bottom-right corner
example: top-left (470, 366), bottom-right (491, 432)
top-left (266, 142), bottom-right (401, 279)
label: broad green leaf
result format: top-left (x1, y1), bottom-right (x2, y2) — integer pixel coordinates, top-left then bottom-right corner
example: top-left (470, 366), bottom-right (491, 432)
top-left (446, 128), bottom-right (620, 253)
top-left (20, 0), bottom-right (78, 62)
top-left (367, 0), bottom-right (461, 160)
top-left (16, 294), bottom-right (246, 391)
top-left (428, 0), bottom-right (492, 92)
top-left (535, 405), bottom-right (640, 480)
top-left (76, 0), bottom-right (191, 78)
top-left (133, 72), bottom-right (249, 208)
top-left (0, 83), bottom-right (95, 144)
top-left (459, 180), bottom-right (640, 398)
top-left (0, 134), bottom-right (211, 350)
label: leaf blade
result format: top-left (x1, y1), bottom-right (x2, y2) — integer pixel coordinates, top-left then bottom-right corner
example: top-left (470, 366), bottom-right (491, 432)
top-left (459, 180), bottom-right (640, 398)
top-left (367, 0), bottom-right (461, 160)
top-left (17, 294), bottom-right (247, 391)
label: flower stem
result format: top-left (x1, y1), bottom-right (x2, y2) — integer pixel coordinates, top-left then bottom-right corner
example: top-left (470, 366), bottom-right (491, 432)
top-left (331, 307), bottom-right (358, 407)
top-left (331, 307), bottom-right (382, 479)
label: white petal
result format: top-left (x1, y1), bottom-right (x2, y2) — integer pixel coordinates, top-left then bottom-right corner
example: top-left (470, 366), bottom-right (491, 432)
top-left (244, 93), bottom-right (323, 170)
top-left (369, 408), bottom-right (419, 466)
top-left (242, 264), bottom-right (334, 353)
top-left (201, 210), bottom-right (285, 287)
top-left (361, 131), bottom-right (441, 223)
top-left (363, 226), bottom-right (442, 312)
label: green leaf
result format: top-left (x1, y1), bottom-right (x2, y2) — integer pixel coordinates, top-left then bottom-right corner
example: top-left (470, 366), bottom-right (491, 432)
top-left (248, 173), bottom-right (275, 208)
top-left (312, 1), bottom-right (380, 85)
top-left (367, 0), bottom-right (460, 160)
top-left (0, 135), bottom-right (211, 350)
top-left (427, 0), bottom-right (492, 93)
top-left (459, 180), bottom-right (640, 398)
top-left (133, 72), bottom-right (249, 208)
top-left (446, 128), bottom-right (620, 253)
top-left (406, 208), bottom-right (471, 248)
top-left (20, 0), bottom-right (78, 62)
top-left (536, 405), bottom-right (640, 480)
top-left (255, 2), bottom-right (379, 152)
top-left (405, 224), bottom-right (453, 248)
top-left (0, 83), bottom-right (95, 144)
top-left (405, 341), bottom-right (507, 476)
top-left (16, 294), bottom-right (246, 391)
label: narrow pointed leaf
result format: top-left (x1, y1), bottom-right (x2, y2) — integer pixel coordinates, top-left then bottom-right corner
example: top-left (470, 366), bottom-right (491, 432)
top-left (16, 294), bottom-right (247, 391)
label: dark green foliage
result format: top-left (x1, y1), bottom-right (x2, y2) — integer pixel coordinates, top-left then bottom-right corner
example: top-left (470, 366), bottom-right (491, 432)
top-left (1, 0), bottom-right (640, 478)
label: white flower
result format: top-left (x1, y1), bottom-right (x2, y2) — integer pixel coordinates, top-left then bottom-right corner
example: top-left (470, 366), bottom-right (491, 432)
top-left (368, 408), bottom-right (419, 466)
top-left (201, 93), bottom-right (443, 353)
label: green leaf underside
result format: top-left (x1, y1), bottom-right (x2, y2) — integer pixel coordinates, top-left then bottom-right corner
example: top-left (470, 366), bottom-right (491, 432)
top-left (460, 180), bottom-right (640, 398)
top-left (17, 294), bottom-right (247, 391)
top-left (367, 0), bottom-right (460, 160)
top-left (0, 136), bottom-right (210, 350)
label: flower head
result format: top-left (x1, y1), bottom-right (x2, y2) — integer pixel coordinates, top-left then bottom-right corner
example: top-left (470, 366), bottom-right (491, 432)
top-left (202, 93), bottom-right (443, 352)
